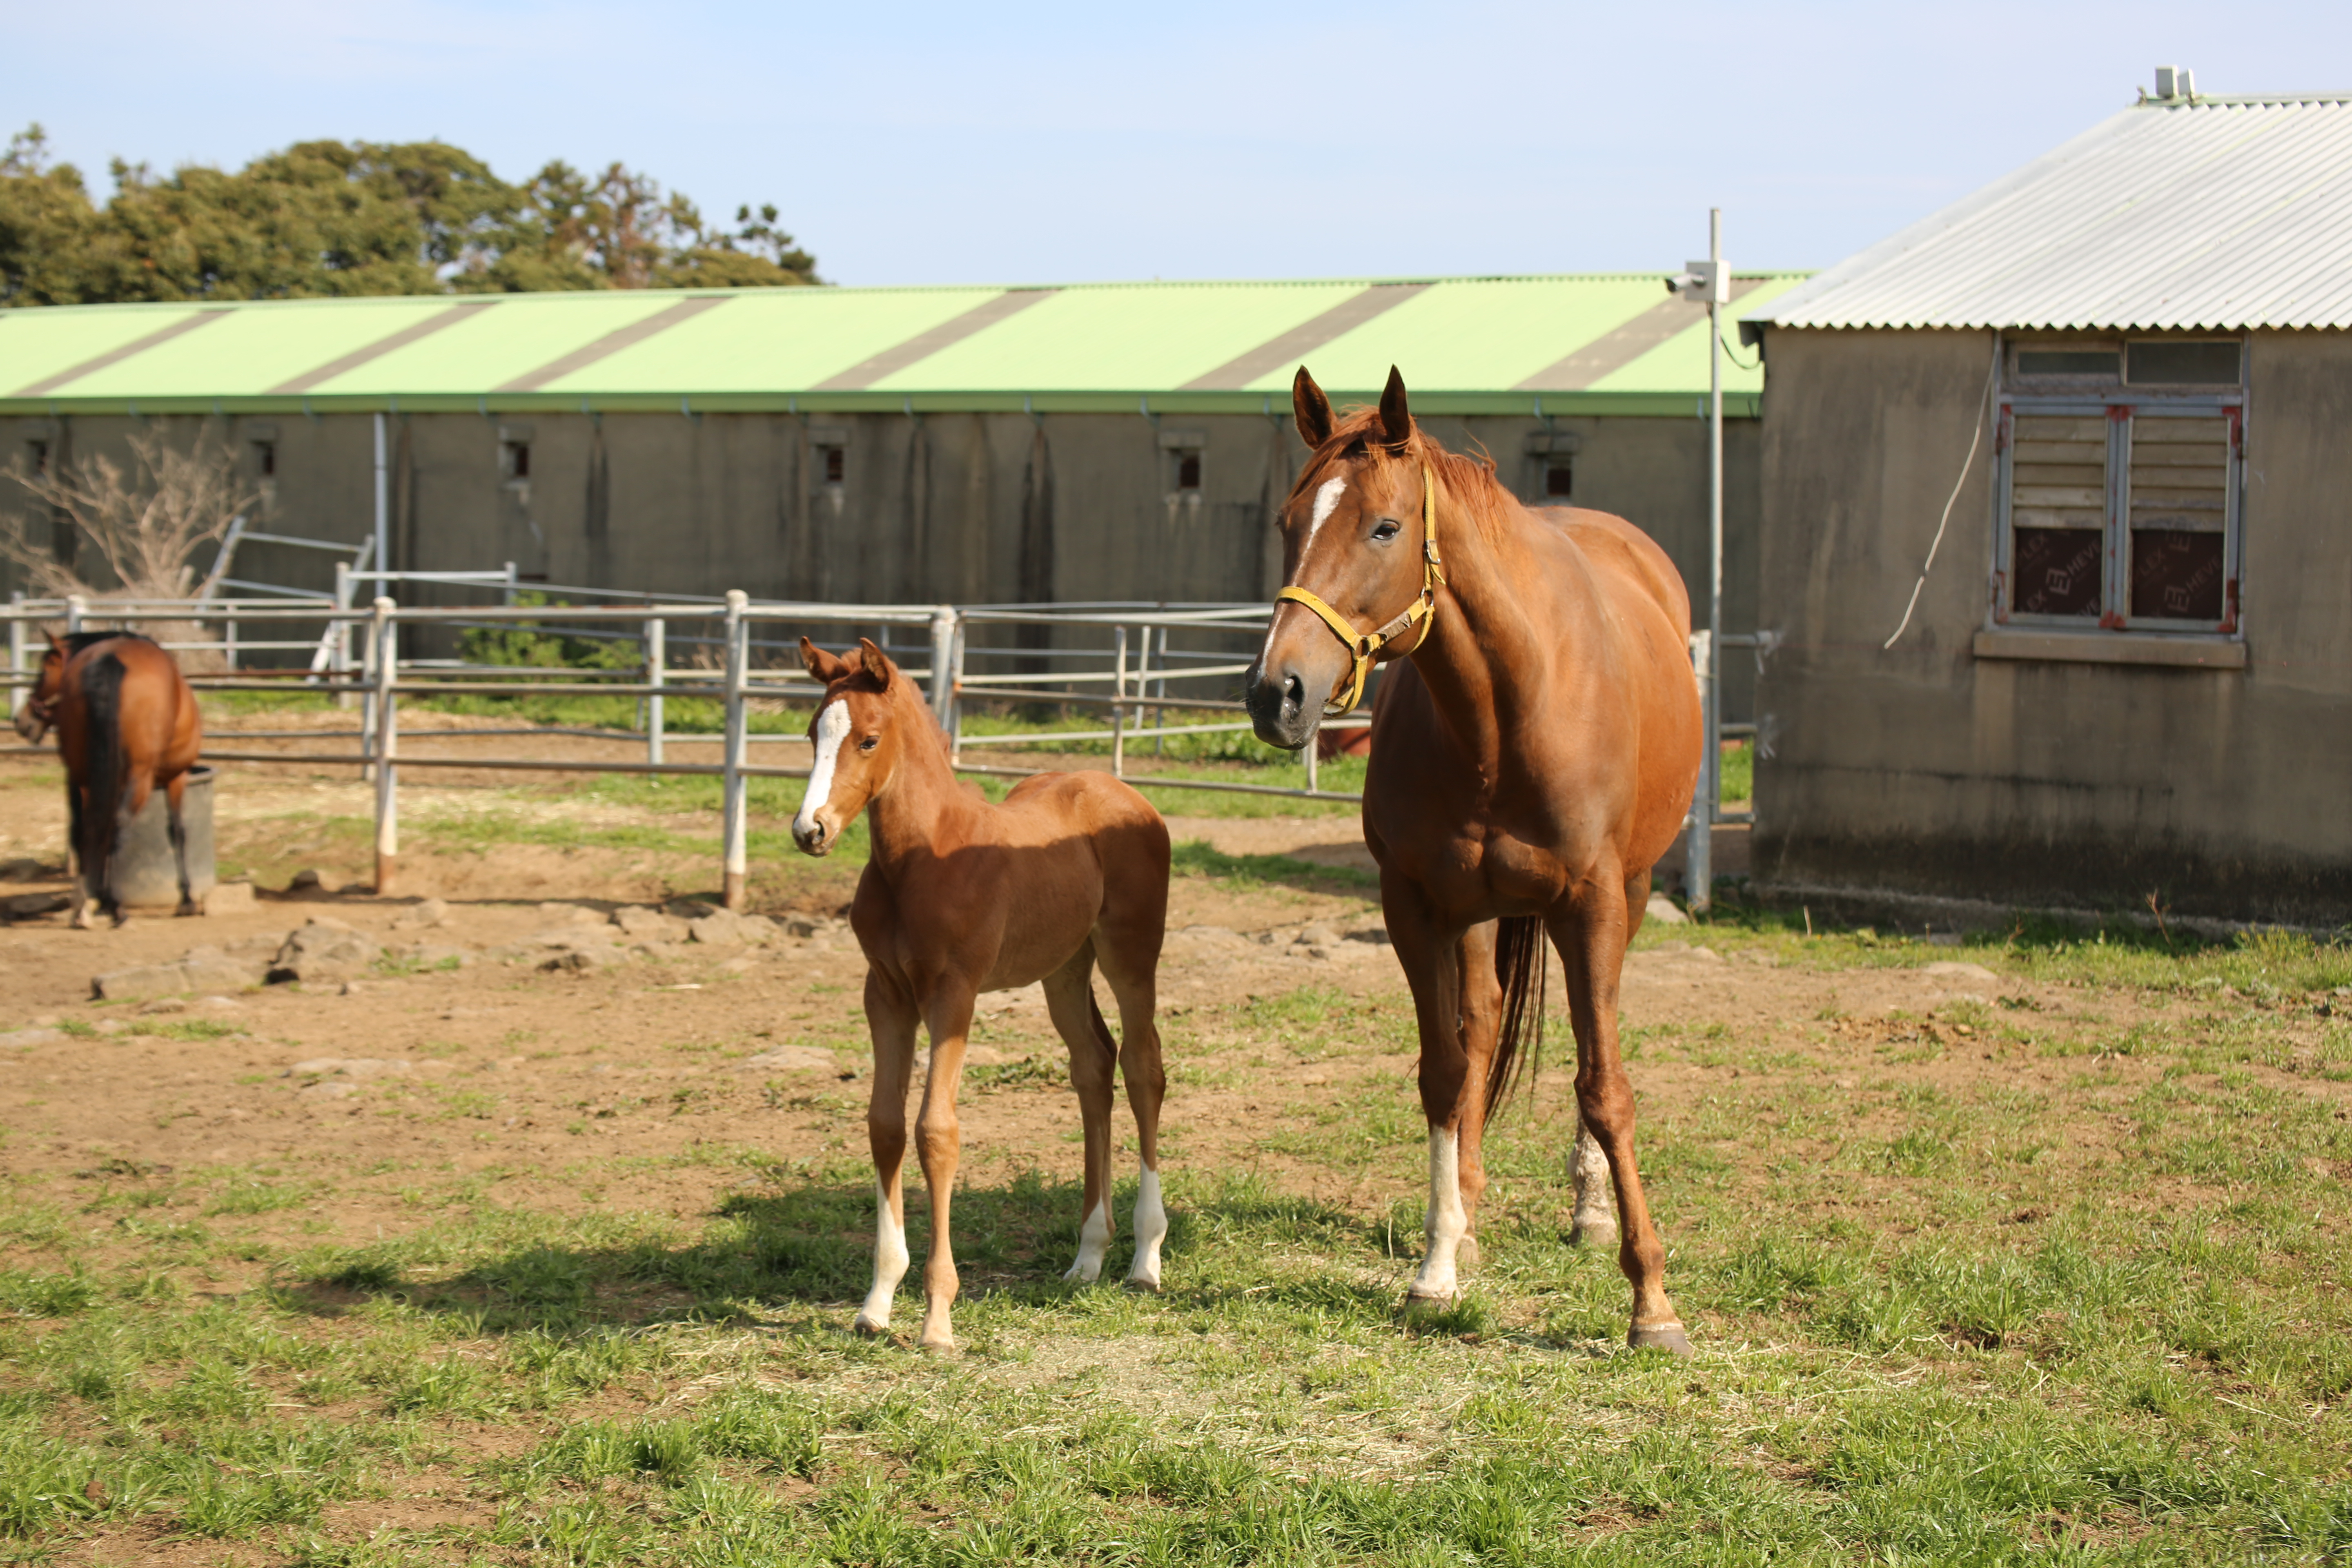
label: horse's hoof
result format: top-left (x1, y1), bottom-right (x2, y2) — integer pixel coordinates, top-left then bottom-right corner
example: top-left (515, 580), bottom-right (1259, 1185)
top-left (917, 1330), bottom-right (958, 1354)
top-left (69, 914), bottom-right (91, 931)
top-left (1572, 1221), bottom-right (1619, 1249)
top-left (1125, 1272), bottom-right (1162, 1294)
top-left (1403, 1287), bottom-right (1459, 1309)
top-left (174, 901), bottom-right (199, 918)
top-left (1628, 1320), bottom-right (1694, 1355)
top-left (1061, 1263), bottom-right (1103, 1285)
top-left (851, 1314), bottom-right (890, 1338)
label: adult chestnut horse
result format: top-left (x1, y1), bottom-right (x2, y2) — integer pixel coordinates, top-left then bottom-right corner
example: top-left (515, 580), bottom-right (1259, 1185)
top-left (1247, 368), bottom-right (1702, 1354)
top-left (14, 630), bottom-right (204, 928)
top-left (790, 637), bottom-right (1171, 1352)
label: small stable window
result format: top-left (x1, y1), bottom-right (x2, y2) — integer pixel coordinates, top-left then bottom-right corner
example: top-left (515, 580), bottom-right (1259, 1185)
top-left (256, 441), bottom-right (276, 478)
top-left (1175, 452), bottom-right (1202, 492)
top-left (1994, 338), bottom-right (2243, 638)
top-left (824, 445), bottom-right (845, 485)
top-left (1544, 461), bottom-right (1573, 498)
top-left (26, 439), bottom-right (47, 477)
top-left (501, 440), bottom-right (531, 481)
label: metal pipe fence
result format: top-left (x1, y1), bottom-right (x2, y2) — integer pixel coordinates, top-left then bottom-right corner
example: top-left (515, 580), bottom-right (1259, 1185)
top-left (2, 591), bottom-right (1368, 909)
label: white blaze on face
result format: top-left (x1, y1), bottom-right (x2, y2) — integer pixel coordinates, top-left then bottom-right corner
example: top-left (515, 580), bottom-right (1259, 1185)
top-left (1410, 1125), bottom-right (1469, 1301)
top-left (1263, 475), bottom-right (1351, 671)
top-left (793, 699), bottom-right (851, 840)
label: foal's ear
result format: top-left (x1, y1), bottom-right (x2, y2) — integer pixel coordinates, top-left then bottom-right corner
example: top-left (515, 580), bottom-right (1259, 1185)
top-left (856, 637), bottom-right (894, 690)
top-left (1374, 365), bottom-right (1413, 452)
top-left (1292, 366), bottom-right (1334, 449)
top-left (798, 636), bottom-right (848, 683)
top-left (45, 632), bottom-right (66, 656)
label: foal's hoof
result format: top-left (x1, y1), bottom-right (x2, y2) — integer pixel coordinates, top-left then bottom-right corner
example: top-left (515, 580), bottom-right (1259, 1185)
top-left (851, 1313), bottom-right (891, 1339)
top-left (917, 1330), bottom-right (958, 1355)
top-left (1124, 1272), bottom-right (1162, 1295)
top-left (1627, 1319), bottom-right (1694, 1356)
top-left (174, 900), bottom-right (200, 918)
top-left (1572, 1221), bottom-right (1620, 1249)
top-left (1403, 1286), bottom-right (1459, 1309)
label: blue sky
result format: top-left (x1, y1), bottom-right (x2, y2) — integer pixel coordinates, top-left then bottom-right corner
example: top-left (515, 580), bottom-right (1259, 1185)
top-left (6, 1), bottom-right (2347, 286)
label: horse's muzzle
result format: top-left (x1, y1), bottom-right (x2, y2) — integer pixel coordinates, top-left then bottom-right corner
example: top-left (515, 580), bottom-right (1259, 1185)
top-left (1244, 659), bottom-right (1322, 753)
top-left (791, 815), bottom-right (834, 857)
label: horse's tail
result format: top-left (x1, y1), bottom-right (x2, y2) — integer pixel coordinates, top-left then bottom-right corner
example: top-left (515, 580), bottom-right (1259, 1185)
top-left (1486, 915), bottom-right (1548, 1121)
top-left (78, 649), bottom-right (129, 900)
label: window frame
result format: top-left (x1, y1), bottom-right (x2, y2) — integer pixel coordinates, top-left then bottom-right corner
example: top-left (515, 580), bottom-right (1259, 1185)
top-left (1990, 341), bottom-right (2244, 639)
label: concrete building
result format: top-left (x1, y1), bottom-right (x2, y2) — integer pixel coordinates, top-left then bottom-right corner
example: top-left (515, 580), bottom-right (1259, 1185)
top-left (1743, 78), bottom-right (2352, 923)
top-left (0, 272), bottom-right (1800, 715)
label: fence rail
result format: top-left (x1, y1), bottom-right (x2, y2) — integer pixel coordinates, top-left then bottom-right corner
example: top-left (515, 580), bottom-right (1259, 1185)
top-left (3, 590), bottom-right (1371, 910)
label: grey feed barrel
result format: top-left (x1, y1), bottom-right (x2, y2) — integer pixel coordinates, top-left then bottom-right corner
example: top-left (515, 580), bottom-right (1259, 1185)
top-left (111, 764), bottom-right (217, 909)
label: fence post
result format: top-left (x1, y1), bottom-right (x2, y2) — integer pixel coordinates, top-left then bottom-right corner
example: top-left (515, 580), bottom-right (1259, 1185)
top-left (947, 620), bottom-right (967, 765)
top-left (1152, 624), bottom-right (1168, 755)
top-left (1111, 624), bottom-right (1127, 778)
top-left (65, 595), bottom-right (85, 636)
top-left (7, 592), bottom-right (23, 717)
top-left (359, 604), bottom-right (379, 782)
top-left (646, 616), bottom-right (666, 767)
top-left (372, 598), bottom-right (399, 896)
top-left (720, 590), bottom-right (749, 911)
top-left (503, 562), bottom-right (519, 606)
top-left (1306, 726), bottom-right (1319, 794)
top-left (1686, 629), bottom-right (1715, 914)
top-left (224, 603), bottom-right (239, 672)
top-left (332, 561), bottom-right (354, 710)
top-left (928, 606), bottom-right (956, 724)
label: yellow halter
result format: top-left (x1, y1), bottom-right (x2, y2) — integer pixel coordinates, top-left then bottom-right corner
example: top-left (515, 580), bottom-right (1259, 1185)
top-left (1274, 463), bottom-right (1447, 717)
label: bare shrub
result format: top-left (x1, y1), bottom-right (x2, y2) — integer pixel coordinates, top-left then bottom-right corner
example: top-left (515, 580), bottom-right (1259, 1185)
top-left (1, 429), bottom-right (258, 667)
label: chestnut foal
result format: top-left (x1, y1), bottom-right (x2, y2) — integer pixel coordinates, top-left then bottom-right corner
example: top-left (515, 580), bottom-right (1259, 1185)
top-left (790, 638), bottom-right (1171, 1351)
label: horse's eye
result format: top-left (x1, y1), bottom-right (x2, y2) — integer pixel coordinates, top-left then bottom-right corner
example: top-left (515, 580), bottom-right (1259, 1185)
top-left (858, 736), bottom-right (879, 752)
top-left (1370, 518), bottom-right (1401, 542)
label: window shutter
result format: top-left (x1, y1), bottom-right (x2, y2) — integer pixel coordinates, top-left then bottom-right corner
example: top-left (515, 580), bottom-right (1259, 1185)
top-left (2125, 416), bottom-right (2230, 624)
top-left (2008, 414), bottom-right (2107, 618)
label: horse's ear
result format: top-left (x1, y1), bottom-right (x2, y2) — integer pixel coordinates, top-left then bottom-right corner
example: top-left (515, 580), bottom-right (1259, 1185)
top-left (1292, 366), bottom-right (1334, 449)
top-left (45, 632), bottom-right (65, 656)
top-left (1375, 365), bottom-right (1413, 452)
top-left (798, 637), bottom-right (848, 683)
top-left (857, 637), bottom-right (894, 690)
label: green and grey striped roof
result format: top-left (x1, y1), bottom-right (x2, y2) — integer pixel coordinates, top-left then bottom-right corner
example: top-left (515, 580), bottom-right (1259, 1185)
top-left (0, 272), bottom-right (1805, 419)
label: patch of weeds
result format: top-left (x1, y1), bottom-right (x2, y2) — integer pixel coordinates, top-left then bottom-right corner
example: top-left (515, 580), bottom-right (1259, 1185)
top-left (207, 1180), bottom-right (313, 1217)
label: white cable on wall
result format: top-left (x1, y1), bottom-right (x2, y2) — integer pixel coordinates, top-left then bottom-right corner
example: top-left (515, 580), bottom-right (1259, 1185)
top-left (1884, 338), bottom-right (2001, 650)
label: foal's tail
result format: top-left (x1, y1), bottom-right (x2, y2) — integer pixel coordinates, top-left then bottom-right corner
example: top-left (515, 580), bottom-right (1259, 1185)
top-left (1486, 915), bottom-right (1548, 1122)
top-left (78, 650), bottom-right (129, 900)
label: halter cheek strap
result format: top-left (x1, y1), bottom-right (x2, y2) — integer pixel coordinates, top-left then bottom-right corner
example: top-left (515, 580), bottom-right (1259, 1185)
top-left (1274, 463), bottom-right (1446, 717)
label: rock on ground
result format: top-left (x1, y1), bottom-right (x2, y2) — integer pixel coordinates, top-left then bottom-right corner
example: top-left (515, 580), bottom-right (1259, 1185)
top-left (268, 920), bottom-right (382, 984)
top-left (1645, 895), bottom-right (1689, 926)
top-left (92, 948), bottom-right (264, 1002)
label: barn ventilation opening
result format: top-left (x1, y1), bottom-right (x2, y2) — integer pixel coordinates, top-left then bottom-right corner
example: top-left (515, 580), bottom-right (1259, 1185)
top-left (1544, 461), bottom-right (1573, 498)
top-left (1175, 452), bottom-right (1202, 492)
top-left (824, 445), bottom-right (845, 485)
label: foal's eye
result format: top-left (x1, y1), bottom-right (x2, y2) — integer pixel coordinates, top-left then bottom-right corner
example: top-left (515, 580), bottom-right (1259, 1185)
top-left (1370, 518), bottom-right (1401, 542)
top-left (858, 736), bottom-right (879, 752)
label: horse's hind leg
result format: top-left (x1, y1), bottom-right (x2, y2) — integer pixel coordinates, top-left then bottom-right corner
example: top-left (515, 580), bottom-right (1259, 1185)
top-left (1549, 887), bottom-right (1690, 1354)
top-left (166, 773), bottom-right (196, 917)
top-left (1044, 944), bottom-right (1118, 1284)
top-left (855, 969), bottom-right (920, 1338)
top-left (1570, 871), bottom-right (1652, 1251)
top-left (66, 782), bottom-right (92, 931)
top-left (1094, 927), bottom-right (1167, 1292)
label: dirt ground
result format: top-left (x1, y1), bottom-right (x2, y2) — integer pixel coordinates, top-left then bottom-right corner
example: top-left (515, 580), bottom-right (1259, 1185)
top-left (6, 739), bottom-right (2321, 1282)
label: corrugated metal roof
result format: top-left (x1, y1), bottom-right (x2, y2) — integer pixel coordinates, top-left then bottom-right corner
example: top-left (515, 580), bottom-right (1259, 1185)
top-left (0, 272), bottom-right (1806, 419)
top-left (1755, 94), bottom-right (2352, 332)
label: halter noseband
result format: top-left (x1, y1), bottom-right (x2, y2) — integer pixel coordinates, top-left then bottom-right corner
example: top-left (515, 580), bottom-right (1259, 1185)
top-left (1273, 463), bottom-right (1446, 717)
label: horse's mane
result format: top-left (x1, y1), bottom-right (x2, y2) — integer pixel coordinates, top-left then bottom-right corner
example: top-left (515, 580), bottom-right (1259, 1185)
top-left (1293, 409), bottom-right (1527, 544)
top-left (62, 630), bottom-right (156, 655)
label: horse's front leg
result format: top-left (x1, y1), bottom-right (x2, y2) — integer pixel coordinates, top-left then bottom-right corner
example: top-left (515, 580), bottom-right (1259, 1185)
top-left (914, 977), bottom-right (978, 1351)
top-left (1383, 869), bottom-right (1477, 1304)
top-left (1548, 886), bottom-right (1690, 1354)
top-left (165, 773), bottom-right (197, 918)
top-left (855, 969), bottom-right (920, 1337)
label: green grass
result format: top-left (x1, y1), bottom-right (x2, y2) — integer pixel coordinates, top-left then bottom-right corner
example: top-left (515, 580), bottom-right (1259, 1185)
top-left (6, 922), bottom-right (2348, 1563)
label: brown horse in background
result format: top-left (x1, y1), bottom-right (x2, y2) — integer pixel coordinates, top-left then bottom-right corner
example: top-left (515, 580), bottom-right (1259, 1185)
top-left (791, 637), bottom-right (1171, 1352)
top-left (1246, 367), bottom-right (1703, 1353)
top-left (14, 631), bottom-right (204, 927)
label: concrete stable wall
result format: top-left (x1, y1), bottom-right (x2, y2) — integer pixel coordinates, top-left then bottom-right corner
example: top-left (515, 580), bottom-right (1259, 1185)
top-left (1752, 327), bottom-right (2352, 923)
top-left (2, 405), bottom-right (1758, 712)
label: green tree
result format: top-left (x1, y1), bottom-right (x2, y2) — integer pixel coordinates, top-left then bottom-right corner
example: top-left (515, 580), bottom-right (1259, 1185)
top-left (0, 129), bottom-right (820, 305)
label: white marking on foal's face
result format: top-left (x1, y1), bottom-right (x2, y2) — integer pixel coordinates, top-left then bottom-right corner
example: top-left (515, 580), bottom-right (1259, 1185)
top-left (793, 699), bottom-right (852, 844)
